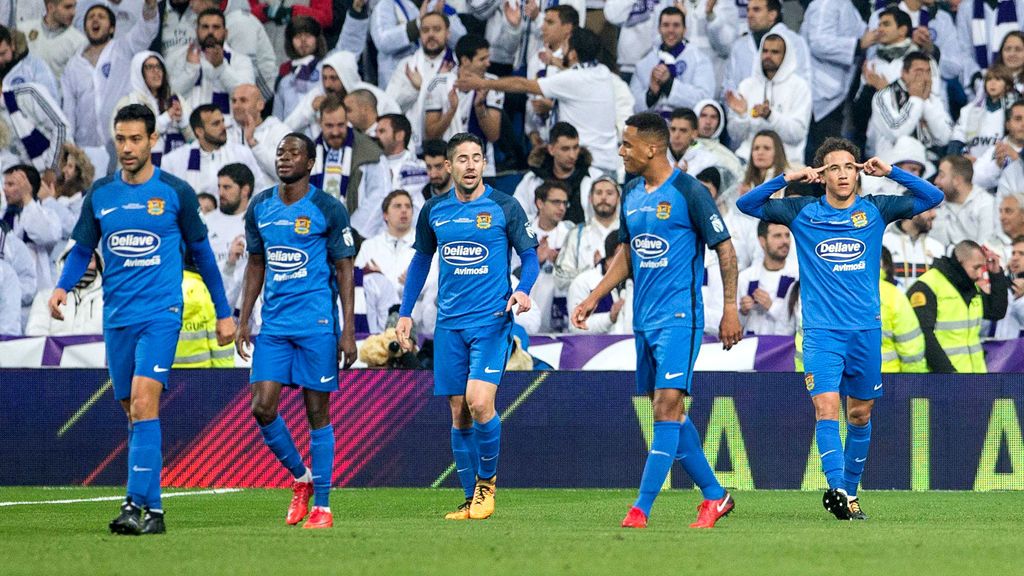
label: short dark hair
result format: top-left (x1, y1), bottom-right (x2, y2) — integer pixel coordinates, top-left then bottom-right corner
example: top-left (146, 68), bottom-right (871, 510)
top-left (659, 6), bottom-right (685, 25)
top-left (217, 163), bottom-right (255, 192)
top-left (282, 132), bottom-right (317, 160)
top-left (197, 7), bottom-right (225, 26)
top-left (535, 180), bottom-right (570, 204)
top-left (568, 27), bottom-right (601, 64)
top-left (347, 88), bottom-right (378, 111)
top-left (320, 93), bottom-right (347, 118)
top-left (380, 113), bottom-right (413, 148)
top-left (382, 189), bottom-right (413, 213)
top-left (902, 51), bottom-right (931, 72)
top-left (85, 4), bottom-right (116, 26)
top-left (423, 139), bottom-right (448, 159)
top-left (669, 107), bottom-right (698, 130)
top-left (455, 34), bottom-right (489, 64)
top-left (812, 137), bottom-right (860, 168)
top-left (189, 103), bottom-right (221, 133)
top-left (420, 10), bottom-right (450, 28)
top-left (625, 112), bottom-right (670, 148)
top-left (695, 167), bottom-right (721, 193)
top-left (446, 133), bottom-right (484, 161)
top-left (1007, 101), bottom-right (1024, 124)
top-left (114, 103), bottom-right (157, 135)
top-left (548, 5), bottom-right (579, 26)
top-left (0, 25), bottom-right (11, 46)
top-left (940, 154), bottom-right (973, 183)
top-left (3, 164), bottom-right (41, 198)
top-left (953, 239), bottom-right (983, 263)
top-left (880, 6), bottom-right (912, 36)
top-left (757, 219), bottom-right (783, 238)
top-left (764, 0), bottom-right (783, 17)
top-left (1013, 234), bottom-right (1024, 245)
top-left (549, 122), bottom-right (579, 143)
top-left (603, 230), bottom-right (619, 261)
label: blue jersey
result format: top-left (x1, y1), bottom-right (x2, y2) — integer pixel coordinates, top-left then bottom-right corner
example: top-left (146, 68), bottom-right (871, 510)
top-left (414, 185), bottom-right (538, 329)
top-left (245, 185), bottom-right (356, 336)
top-left (755, 186), bottom-right (914, 331)
top-left (619, 169), bottom-right (731, 330)
top-left (71, 168), bottom-right (206, 328)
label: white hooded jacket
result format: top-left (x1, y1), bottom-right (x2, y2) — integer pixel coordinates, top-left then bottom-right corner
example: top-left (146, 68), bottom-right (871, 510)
top-left (727, 32), bottom-right (812, 165)
top-left (112, 51), bottom-right (192, 166)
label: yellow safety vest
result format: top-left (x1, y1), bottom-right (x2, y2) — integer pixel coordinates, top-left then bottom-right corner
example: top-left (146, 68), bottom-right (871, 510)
top-left (880, 279), bottom-right (927, 373)
top-left (914, 268), bottom-right (986, 373)
top-left (174, 271), bottom-right (235, 368)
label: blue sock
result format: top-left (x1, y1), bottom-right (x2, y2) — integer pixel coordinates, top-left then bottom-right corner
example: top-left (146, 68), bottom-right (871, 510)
top-left (816, 420), bottom-right (845, 490)
top-left (259, 415), bottom-right (307, 479)
top-left (127, 419), bottom-right (161, 509)
top-left (844, 420), bottom-right (872, 497)
top-left (634, 421), bottom-right (681, 516)
top-left (310, 425), bottom-right (334, 508)
top-left (676, 417), bottom-right (726, 500)
top-left (473, 415), bottom-right (501, 480)
top-left (450, 427), bottom-right (478, 499)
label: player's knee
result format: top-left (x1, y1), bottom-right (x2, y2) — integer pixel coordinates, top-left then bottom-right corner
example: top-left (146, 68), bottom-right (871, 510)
top-left (306, 406), bottom-right (330, 429)
top-left (651, 395), bottom-right (683, 421)
top-left (129, 395), bottom-right (158, 421)
top-left (250, 396), bottom-right (278, 426)
top-left (847, 405), bottom-right (872, 426)
top-left (449, 401), bottom-right (472, 428)
top-left (466, 397), bottom-right (495, 423)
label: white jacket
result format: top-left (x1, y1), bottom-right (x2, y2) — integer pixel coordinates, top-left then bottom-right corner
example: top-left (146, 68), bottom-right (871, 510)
top-left (466, 0), bottom-right (526, 66)
top-left (1, 200), bottom-right (61, 291)
top-left (385, 48), bottom-right (458, 152)
top-left (369, 0), bottom-right (467, 87)
top-left (728, 32), bottom-right (812, 166)
top-left (953, 98), bottom-right (1007, 159)
top-left (228, 115), bottom-right (292, 179)
top-left (554, 218), bottom-right (619, 292)
top-left (568, 267), bottom-right (633, 334)
top-left (867, 79), bottom-right (953, 157)
top-left (800, 0), bottom-right (867, 120)
top-left (630, 41), bottom-right (715, 114)
top-left (25, 258), bottom-right (103, 336)
top-left (3, 50), bottom-right (59, 102)
top-left (0, 81), bottom-right (70, 172)
top-left (167, 41), bottom-right (255, 118)
top-left (224, 6), bottom-right (278, 99)
top-left (972, 136), bottom-right (1024, 192)
top-left (60, 4), bottom-right (158, 147)
top-left (0, 259), bottom-right (20, 335)
top-left (737, 260), bottom-right (800, 336)
top-left (931, 186), bottom-right (997, 247)
top-left (160, 141), bottom-right (271, 197)
top-left (20, 18), bottom-right (87, 83)
top-left (603, 0), bottom-right (671, 73)
top-left (683, 0), bottom-right (739, 90)
top-left (724, 22), bottom-right (813, 95)
top-left (867, 2), bottom-right (965, 82)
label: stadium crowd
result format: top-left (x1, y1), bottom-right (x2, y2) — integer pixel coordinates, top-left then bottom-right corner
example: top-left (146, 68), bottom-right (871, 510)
top-left (2, 0), bottom-right (1024, 374)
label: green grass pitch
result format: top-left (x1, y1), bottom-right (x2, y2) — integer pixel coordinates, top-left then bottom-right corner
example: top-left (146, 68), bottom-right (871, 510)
top-left (1, 487), bottom-right (1022, 575)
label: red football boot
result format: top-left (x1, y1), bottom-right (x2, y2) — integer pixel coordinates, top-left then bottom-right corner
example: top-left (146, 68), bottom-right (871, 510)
top-left (690, 492), bottom-right (734, 528)
top-left (302, 507), bottom-right (333, 529)
top-left (286, 481), bottom-right (313, 525)
top-left (621, 506), bottom-right (648, 528)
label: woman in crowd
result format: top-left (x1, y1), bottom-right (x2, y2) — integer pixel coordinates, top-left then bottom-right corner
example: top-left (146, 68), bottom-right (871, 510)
top-left (272, 16), bottom-right (328, 120)
top-left (739, 129), bottom-right (791, 197)
top-left (113, 51), bottom-right (192, 166)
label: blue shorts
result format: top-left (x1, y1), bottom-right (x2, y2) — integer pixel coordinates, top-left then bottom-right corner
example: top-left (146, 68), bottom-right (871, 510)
top-left (250, 333), bottom-right (339, 392)
top-left (802, 328), bottom-right (883, 400)
top-left (104, 317), bottom-right (183, 401)
top-left (432, 321), bottom-right (513, 396)
top-left (635, 325), bottom-right (702, 395)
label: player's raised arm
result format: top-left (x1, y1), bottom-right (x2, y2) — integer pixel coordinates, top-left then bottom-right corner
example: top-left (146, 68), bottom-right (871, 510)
top-left (736, 166), bottom-right (825, 219)
top-left (863, 157), bottom-right (944, 214)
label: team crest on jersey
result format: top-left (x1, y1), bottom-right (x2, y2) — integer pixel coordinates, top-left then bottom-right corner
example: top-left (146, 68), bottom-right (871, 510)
top-left (294, 216), bottom-right (311, 235)
top-left (851, 211), bottom-right (868, 228)
top-left (656, 202), bottom-right (672, 220)
top-left (804, 373), bottom-right (815, 391)
top-left (476, 212), bottom-right (492, 229)
top-left (147, 198), bottom-right (164, 216)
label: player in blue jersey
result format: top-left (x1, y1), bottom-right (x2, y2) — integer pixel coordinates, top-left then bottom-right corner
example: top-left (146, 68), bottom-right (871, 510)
top-left (48, 104), bottom-right (236, 535)
top-left (736, 137), bottom-right (943, 520)
top-left (235, 133), bottom-right (358, 530)
top-left (573, 113), bottom-right (743, 530)
top-left (396, 133), bottom-right (540, 521)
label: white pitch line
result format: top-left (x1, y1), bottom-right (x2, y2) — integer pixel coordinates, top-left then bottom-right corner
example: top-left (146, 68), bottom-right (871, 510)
top-left (0, 488), bottom-right (243, 507)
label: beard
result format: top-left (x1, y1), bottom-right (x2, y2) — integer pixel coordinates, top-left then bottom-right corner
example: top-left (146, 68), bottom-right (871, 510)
top-left (200, 34), bottom-right (223, 49)
top-left (593, 203), bottom-right (616, 219)
top-left (220, 197), bottom-right (241, 215)
top-left (87, 30), bottom-right (112, 46)
top-left (279, 171), bottom-right (306, 184)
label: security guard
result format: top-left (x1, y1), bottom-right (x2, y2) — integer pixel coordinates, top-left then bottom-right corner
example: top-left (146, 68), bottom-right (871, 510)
top-left (879, 247), bottom-right (927, 372)
top-left (174, 268), bottom-right (235, 368)
top-left (906, 240), bottom-right (1009, 373)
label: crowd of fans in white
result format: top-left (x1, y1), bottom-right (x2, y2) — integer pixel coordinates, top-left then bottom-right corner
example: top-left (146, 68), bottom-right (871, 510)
top-left (1, 0), bottom-right (1024, 341)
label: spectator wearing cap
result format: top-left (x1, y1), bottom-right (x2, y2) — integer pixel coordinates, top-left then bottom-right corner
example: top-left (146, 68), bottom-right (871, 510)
top-left (26, 245), bottom-right (103, 335)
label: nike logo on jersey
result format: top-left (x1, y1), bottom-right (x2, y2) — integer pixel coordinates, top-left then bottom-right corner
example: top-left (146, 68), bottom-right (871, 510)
top-left (855, 457), bottom-right (867, 463)
top-left (716, 494), bottom-right (731, 513)
top-left (153, 365), bottom-right (169, 373)
top-left (626, 209), bottom-right (638, 216)
top-left (434, 219), bottom-right (452, 227)
top-left (809, 219), bottom-right (851, 225)
top-left (320, 375), bottom-right (336, 383)
top-left (873, 383), bottom-right (883, 390)
top-left (100, 207), bottom-right (118, 216)
top-left (132, 466), bottom-right (152, 472)
top-left (665, 372), bottom-right (684, 380)
top-left (483, 367), bottom-right (501, 374)
top-left (258, 221), bottom-right (274, 228)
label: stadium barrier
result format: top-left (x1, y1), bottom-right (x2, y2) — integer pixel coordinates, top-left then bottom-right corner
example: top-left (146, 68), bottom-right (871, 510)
top-left (1, 369), bottom-right (1021, 490)
top-left (3, 334), bottom-right (1024, 372)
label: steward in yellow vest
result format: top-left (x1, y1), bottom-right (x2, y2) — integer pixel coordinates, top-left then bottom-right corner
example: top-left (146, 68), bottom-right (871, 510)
top-left (174, 270), bottom-right (235, 368)
top-left (905, 242), bottom-right (1009, 373)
